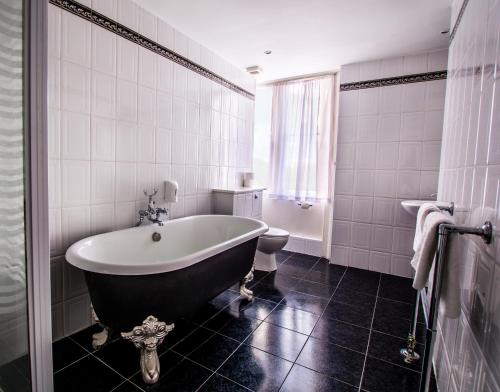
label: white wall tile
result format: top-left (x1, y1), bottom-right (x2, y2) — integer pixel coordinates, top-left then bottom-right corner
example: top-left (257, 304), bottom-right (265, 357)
top-left (91, 116), bottom-right (115, 161)
top-left (116, 0), bottom-right (139, 31)
top-left (49, 0), bottom-right (257, 341)
top-left (139, 7), bottom-right (157, 41)
top-left (91, 161), bottom-right (115, 204)
top-left (61, 111), bottom-right (91, 160)
top-left (350, 248), bottom-right (370, 269)
top-left (116, 79), bottom-right (137, 122)
top-left (91, 25), bottom-right (116, 75)
top-left (62, 160), bottom-right (90, 207)
top-left (137, 124), bottom-right (155, 163)
top-left (91, 71), bottom-right (116, 118)
top-left (138, 86), bottom-right (156, 125)
top-left (138, 47), bottom-right (157, 89)
top-left (402, 83), bottom-right (427, 112)
top-left (92, 0), bottom-right (116, 19)
top-left (156, 128), bottom-right (172, 164)
top-left (117, 37), bottom-right (138, 82)
top-left (116, 121), bottom-right (137, 162)
top-left (351, 223), bottom-right (372, 249)
top-left (61, 61), bottom-right (91, 114)
top-left (61, 12), bottom-right (91, 67)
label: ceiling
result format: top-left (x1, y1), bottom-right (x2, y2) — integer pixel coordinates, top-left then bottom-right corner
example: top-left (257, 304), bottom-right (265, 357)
top-left (140, 0), bottom-right (452, 83)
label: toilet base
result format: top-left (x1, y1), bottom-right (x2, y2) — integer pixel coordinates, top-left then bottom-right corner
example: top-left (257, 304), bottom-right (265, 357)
top-left (254, 250), bottom-right (277, 272)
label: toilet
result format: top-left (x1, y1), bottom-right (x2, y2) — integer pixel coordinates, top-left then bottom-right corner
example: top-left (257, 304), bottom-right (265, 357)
top-left (254, 227), bottom-right (290, 271)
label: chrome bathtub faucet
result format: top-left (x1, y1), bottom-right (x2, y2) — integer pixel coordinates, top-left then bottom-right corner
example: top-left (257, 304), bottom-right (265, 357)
top-left (136, 189), bottom-right (168, 226)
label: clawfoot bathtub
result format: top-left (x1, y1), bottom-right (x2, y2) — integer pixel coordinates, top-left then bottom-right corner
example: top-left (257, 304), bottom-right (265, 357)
top-left (66, 215), bottom-right (268, 384)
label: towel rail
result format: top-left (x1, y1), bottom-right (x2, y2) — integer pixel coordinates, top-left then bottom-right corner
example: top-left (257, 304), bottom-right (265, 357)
top-left (400, 219), bottom-right (493, 392)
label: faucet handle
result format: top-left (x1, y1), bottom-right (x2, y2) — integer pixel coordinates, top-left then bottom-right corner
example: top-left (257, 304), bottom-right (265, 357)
top-left (156, 207), bottom-right (168, 216)
top-left (143, 188), bottom-right (159, 199)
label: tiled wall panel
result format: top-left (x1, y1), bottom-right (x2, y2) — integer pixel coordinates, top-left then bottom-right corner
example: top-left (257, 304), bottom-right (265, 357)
top-left (48, 0), bottom-right (255, 339)
top-left (332, 51), bottom-right (447, 277)
top-left (435, 0), bottom-right (500, 390)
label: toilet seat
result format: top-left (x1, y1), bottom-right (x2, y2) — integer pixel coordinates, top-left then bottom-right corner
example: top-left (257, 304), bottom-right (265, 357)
top-left (261, 227), bottom-right (289, 238)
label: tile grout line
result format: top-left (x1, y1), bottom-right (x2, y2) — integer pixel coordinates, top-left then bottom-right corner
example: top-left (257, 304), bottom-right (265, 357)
top-left (275, 264), bottom-right (353, 391)
top-left (357, 273), bottom-right (382, 392)
top-left (192, 253), bottom-right (305, 391)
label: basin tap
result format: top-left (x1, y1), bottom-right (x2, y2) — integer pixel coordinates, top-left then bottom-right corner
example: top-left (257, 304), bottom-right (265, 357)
top-left (136, 189), bottom-right (169, 226)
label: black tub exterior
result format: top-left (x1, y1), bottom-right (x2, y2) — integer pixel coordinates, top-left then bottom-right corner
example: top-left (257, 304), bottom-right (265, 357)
top-left (84, 238), bottom-right (258, 332)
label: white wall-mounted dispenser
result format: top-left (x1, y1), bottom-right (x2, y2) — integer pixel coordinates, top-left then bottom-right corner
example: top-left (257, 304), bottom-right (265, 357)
top-left (242, 172), bottom-right (254, 187)
top-left (164, 180), bottom-right (178, 203)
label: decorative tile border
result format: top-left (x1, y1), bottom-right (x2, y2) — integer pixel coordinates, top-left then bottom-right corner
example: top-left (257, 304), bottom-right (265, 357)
top-left (339, 70), bottom-right (447, 91)
top-left (49, 0), bottom-right (255, 100)
top-left (449, 0), bottom-right (469, 43)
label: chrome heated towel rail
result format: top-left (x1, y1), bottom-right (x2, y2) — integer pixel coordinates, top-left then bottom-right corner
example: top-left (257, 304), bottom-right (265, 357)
top-left (399, 202), bottom-right (492, 392)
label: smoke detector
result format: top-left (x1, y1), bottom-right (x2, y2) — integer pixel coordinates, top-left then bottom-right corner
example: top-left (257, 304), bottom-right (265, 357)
top-left (246, 66), bottom-right (263, 75)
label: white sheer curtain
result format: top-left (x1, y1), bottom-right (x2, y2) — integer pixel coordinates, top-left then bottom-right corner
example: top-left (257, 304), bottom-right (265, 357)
top-left (268, 76), bottom-right (335, 202)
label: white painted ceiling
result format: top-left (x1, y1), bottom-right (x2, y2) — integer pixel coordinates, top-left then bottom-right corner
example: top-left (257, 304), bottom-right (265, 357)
top-left (139, 0), bottom-right (452, 82)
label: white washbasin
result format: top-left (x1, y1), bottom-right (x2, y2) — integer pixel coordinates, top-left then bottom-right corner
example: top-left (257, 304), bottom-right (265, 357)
top-left (401, 200), bottom-right (453, 216)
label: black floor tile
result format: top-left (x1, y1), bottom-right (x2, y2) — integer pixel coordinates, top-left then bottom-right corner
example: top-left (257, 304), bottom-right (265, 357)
top-left (372, 309), bottom-right (426, 343)
top-left (260, 272), bottom-right (301, 291)
top-left (209, 290), bottom-right (241, 309)
top-left (332, 287), bottom-right (376, 312)
top-left (379, 274), bottom-right (417, 304)
top-left (0, 361), bottom-right (30, 392)
top-left (204, 310), bottom-right (262, 342)
top-left (54, 253), bottom-right (434, 392)
top-left (70, 324), bottom-right (120, 354)
top-left (296, 337), bottom-right (365, 387)
top-left (10, 354), bottom-right (30, 380)
top-left (287, 253), bottom-right (320, 264)
top-left (54, 355), bottom-right (124, 392)
top-left (293, 279), bottom-right (336, 299)
top-left (111, 381), bottom-right (143, 391)
top-left (361, 357), bottom-right (420, 392)
top-left (171, 327), bottom-right (215, 356)
top-left (231, 297), bottom-right (278, 321)
top-left (278, 256), bottom-right (318, 278)
top-left (162, 319), bottom-right (199, 351)
top-left (219, 345), bottom-right (293, 392)
top-left (282, 290), bottom-right (330, 315)
top-left (374, 297), bottom-right (424, 324)
top-left (264, 304), bottom-right (320, 335)
top-left (253, 270), bottom-right (271, 282)
top-left (131, 356), bottom-right (212, 392)
top-left (190, 302), bottom-right (225, 324)
top-left (188, 333), bottom-right (240, 371)
top-left (311, 317), bottom-right (370, 353)
top-left (251, 282), bottom-right (289, 303)
top-left (52, 337), bottom-right (88, 372)
top-left (246, 322), bottom-right (308, 362)
top-left (276, 250), bottom-right (294, 263)
top-left (367, 331), bottom-right (423, 372)
top-left (304, 259), bottom-right (345, 286)
top-left (280, 364), bottom-right (358, 392)
top-left (322, 301), bottom-right (374, 329)
top-left (338, 268), bottom-right (380, 295)
top-left (199, 374), bottom-right (251, 391)
top-left (94, 338), bottom-right (141, 378)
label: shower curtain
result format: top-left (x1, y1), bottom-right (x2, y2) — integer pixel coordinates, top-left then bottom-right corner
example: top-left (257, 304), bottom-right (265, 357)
top-left (268, 74), bottom-right (339, 258)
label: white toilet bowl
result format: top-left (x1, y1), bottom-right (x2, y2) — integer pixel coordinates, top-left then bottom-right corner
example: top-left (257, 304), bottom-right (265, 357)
top-left (254, 227), bottom-right (289, 271)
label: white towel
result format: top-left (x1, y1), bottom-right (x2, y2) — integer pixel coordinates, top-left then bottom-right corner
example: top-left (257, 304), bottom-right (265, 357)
top-left (411, 211), bottom-right (461, 318)
top-left (413, 203), bottom-right (441, 251)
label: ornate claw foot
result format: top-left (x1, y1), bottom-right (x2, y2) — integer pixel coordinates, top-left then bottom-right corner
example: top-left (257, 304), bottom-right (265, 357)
top-left (92, 327), bottom-right (109, 350)
top-left (400, 333), bottom-right (420, 363)
top-left (122, 316), bottom-right (174, 385)
top-left (91, 304), bottom-right (110, 350)
top-left (240, 266), bottom-right (255, 301)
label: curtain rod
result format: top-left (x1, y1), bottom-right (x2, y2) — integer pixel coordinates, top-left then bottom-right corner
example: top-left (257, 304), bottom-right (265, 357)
top-left (258, 70), bottom-right (338, 86)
